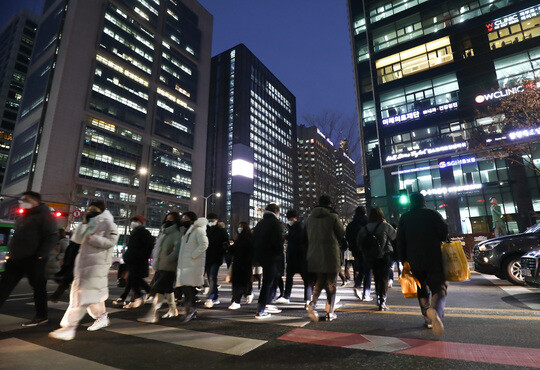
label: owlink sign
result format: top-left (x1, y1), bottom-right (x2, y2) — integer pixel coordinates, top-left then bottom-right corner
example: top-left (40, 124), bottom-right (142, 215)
top-left (475, 81), bottom-right (540, 104)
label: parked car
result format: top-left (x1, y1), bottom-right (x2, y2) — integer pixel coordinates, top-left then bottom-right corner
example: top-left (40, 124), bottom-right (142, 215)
top-left (0, 245), bottom-right (8, 275)
top-left (0, 220), bottom-right (15, 276)
top-left (473, 223), bottom-right (540, 285)
top-left (521, 248), bottom-right (540, 288)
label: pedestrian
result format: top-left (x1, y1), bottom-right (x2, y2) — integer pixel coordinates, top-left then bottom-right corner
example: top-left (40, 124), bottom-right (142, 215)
top-left (49, 240), bottom-right (81, 302)
top-left (121, 215), bottom-right (155, 309)
top-left (204, 213), bottom-right (229, 309)
top-left (489, 197), bottom-right (507, 237)
top-left (397, 192), bottom-right (449, 335)
top-left (49, 201), bottom-right (119, 340)
top-left (0, 191), bottom-right (58, 327)
top-left (305, 195), bottom-right (346, 322)
top-left (46, 228), bottom-right (69, 281)
top-left (252, 203), bottom-right (285, 319)
top-left (175, 212), bottom-right (208, 323)
top-left (229, 222), bottom-right (254, 309)
top-left (276, 210), bottom-right (312, 305)
top-left (357, 208), bottom-right (396, 311)
top-left (345, 206), bottom-right (373, 302)
top-left (138, 212), bottom-right (182, 323)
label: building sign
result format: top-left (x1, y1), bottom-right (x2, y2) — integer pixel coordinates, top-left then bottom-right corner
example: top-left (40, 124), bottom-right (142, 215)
top-left (438, 157), bottom-right (476, 168)
top-left (382, 102), bottom-right (458, 126)
top-left (385, 142), bottom-right (467, 163)
top-left (420, 184), bottom-right (483, 197)
top-left (508, 127), bottom-right (540, 141)
top-left (475, 81), bottom-right (540, 104)
top-left (486, 4), bottom-right (540, 32)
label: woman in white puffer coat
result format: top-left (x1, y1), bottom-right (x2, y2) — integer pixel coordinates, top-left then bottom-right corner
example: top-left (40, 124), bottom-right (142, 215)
top-left (175, 212), bottom-right (208, 322)
top-left (49, 201), bottom-right (119, 341)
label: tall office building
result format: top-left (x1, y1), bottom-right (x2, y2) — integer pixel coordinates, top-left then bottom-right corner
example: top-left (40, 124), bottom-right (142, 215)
top-left (206, 44), bottom-right (297, 230)
top-left (348, 0), bottom-right (540, 234)
top-left (335, 147), bottom-right (357, 221)
top-left (0, 10), bottom-right (38, 189)
top-left (2, 0), bottom-right (212, 238)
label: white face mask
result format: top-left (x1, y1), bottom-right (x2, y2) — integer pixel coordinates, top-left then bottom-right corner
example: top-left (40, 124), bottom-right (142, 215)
top-left (208, 221), bottom-right (217, 227)
top-left (130, 222), bottom-right (140, 230)
top-left (286, 220), bottom-right (294, 226)
top-left (237, 227), bottom-right (243, 234)
top-left (20, 202), bottom-right (33, 209)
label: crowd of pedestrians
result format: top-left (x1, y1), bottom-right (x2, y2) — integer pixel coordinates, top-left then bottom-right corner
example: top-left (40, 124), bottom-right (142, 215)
top-left (0, 190), bottom-right (450, 341)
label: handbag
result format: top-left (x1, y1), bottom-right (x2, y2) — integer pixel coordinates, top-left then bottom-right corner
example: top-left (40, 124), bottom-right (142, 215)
top-left (441, 241), bottom-right (471, 281)
top-left (398, 262), bottom-right (421, 298)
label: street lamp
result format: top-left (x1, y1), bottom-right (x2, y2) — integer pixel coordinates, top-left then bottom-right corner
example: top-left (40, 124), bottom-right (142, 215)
top-left (123, 167), bottom-right (149, 242)
top-left (193, 192), bottom-right (221, 218)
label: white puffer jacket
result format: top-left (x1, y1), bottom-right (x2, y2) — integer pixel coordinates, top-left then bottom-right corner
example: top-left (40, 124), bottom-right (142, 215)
top-left (70, 210), bottom-right (119, 306)
top-left (175, 218), bottom-right (208, 287)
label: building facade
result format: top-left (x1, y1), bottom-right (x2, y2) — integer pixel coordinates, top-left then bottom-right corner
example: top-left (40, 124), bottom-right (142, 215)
top-left (2, 0), bottom-right (213, 239)
top-left (0, 10), bottom-right (38, 189)
top-left (206, 44), bottom-right (297, 230)
top-left (348, 0), bottom-right (540, 234)
top-left (335, 147), bottom-right (357, 221)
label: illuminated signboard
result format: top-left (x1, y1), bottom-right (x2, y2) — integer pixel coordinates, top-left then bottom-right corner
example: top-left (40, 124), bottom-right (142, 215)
top-left (385, 142), bottom-right (467, 163)
top-left (439, 157), bottom-right (476, 168)
top-left (508, 127), bottom-right (540, 141)
top-left (232, 159), bottom-right (254, 179)
top-left (486, 4), bottom-right (540, 32)
top-left (475, 81), bottom-right (540, 104)
top-left (382, 102), bottom-right (458, 126)
top-left (420, 184), bottom-right (483, 197)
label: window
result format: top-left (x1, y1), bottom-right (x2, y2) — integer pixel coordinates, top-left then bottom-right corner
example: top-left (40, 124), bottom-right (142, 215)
top-left (368, 0), bottom-right (429, 23)
top-left (488, 5), bottom-right (540, 51)
top-left (375, 37), bottom-right (453, 84)
top-left (494, 46), bottom-right (540, 88)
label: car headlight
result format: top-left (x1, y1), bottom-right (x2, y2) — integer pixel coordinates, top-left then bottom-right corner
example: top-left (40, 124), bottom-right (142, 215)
top-left (479, 241), bottom-right (500, 251)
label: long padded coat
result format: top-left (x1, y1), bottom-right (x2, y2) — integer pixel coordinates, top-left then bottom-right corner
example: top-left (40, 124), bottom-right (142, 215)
top-left (175, 218), bottom-right (209, 287)
top-left (70, 210), bottom-right (119, 306)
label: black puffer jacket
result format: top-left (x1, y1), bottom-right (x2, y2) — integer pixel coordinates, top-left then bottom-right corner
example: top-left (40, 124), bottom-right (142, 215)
top-left (286, 221), bottom-right (307, 273)
top-left (123, 226), bottom-right (155, 277)
top-left (205, 225), bottom-right (229, 267)
top-left (253, 211), bottom-right (284, 266)
top-left (345, 213), bottom-right (367, 259)
top-left (8, 203), bottom-right (58, 261)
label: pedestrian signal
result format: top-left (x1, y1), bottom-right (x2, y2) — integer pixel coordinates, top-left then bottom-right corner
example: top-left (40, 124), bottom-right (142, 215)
top-left (398, 194), bottom-right (409, 206)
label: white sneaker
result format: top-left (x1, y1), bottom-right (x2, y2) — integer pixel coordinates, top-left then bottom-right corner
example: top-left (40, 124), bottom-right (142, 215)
top-left (245, 294), bottom-right (254, 304)
top-left (87, 316), bottom-right (110, 332)
top-left (204, 299), bottom-right (214, 308)
top-left (427, 308), bottom-right (444, 335)
top-left (265, 305), bottom-right (282, 313)
top-left (275, 297), bottom-right (290, 304)
top-left (203, 287), bottom-right (210, 295)
top-left (162, 309), bottom-right (178, 318)
top-left (123, 298), bottom-right (143, 309)
top-left (49, 327), bottom-right (76, 341)
top-left (354, 288), bottom-right (362, 300)
top-left (307, 304), bottom-right (319, 322)
top-left (363, 295), bottom-right (373, 302)
top-left (388, 280), bottom-right (393, 288)
top-left (213, 299), bottom-right (220, 305)
top-left (255, 312), bottom-right (271, 319)
top-left (228, 302), bottom-right (241, 310)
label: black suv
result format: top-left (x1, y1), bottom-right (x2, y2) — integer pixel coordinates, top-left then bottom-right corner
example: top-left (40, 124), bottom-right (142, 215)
top-left (473, 223), bottom-right (540, 285)
top-left (521, 248), bottom-right (540, 288)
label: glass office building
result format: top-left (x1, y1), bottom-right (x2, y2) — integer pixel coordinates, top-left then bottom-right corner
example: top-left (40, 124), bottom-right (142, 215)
top-left (206, 44), bottom-right (297, 230)
top-left (348, 0), bottom-right (540, 234)
top-left (2, 0), bottom-right (212, 238)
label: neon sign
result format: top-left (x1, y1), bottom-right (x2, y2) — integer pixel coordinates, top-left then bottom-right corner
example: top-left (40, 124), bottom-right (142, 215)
top-left (508, 128), bottom-right (540, 141)
top-left (385, 142), bottom-right (466, 163)
top-left (486, 5), bottom-right (540, 32)
top-left (382, 102), bottom-right (458, 126)
top-left (421, 184), bottom-right (483, 197)
top-left (439, 157), bottom-right (476, 168)
top-left (475, 81), bottom-right (540, 104)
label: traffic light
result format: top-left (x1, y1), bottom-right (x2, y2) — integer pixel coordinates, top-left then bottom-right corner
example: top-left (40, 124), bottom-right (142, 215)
top-left (17, 208), bottom-right (25, 215)
top-left (398, 194), bottom-right (410, 206)
top-left (53, 211), bottom-right (67, 217)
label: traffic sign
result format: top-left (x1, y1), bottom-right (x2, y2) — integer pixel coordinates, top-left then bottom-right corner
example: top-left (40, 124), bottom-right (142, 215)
top-left (72, 210), bottom-right (82, 218)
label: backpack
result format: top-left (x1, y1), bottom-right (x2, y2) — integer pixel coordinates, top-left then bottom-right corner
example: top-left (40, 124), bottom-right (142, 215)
top-left (361, 223), bottom-right (384, 262)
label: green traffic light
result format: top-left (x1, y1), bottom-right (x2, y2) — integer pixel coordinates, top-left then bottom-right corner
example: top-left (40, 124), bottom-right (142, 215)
top-left (399, 194), bottom-right (409, 205)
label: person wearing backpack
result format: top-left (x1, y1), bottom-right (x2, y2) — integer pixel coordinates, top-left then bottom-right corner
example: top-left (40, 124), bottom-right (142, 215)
top-left (357, 208), bottom-right (396, 311)
top-left (345, 206), bottom-right (373, 301)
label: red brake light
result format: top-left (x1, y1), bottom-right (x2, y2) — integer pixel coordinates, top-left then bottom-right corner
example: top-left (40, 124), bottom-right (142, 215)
top-left (55, 211), bottom-right (63, 217)
top-left (17, 208), bottom-right (25, 215)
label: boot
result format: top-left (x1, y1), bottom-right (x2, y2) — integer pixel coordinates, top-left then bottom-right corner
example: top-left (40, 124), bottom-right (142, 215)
top-left (138, 293), bottom-right (164, 323)
top-left (162, 293), bottom-right (179, 318)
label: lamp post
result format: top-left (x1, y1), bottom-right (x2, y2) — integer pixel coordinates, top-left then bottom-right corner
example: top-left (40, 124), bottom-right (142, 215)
top-left (193, 192), bottom-right (221, 219)
top-left (123, 167), bottom-right (148, 244)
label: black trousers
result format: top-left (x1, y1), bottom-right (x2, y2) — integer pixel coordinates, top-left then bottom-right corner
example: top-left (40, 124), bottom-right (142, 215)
top-left (0, 257), bottom-right (48, 319)
top-left (371, 253), bottom-right (392, 304)
top-left (257, 261), bottom-right (278, 313)
top-left (127, 265), bottom-right (151, 299)
top-left (181, 286), bottom-right (197, 311)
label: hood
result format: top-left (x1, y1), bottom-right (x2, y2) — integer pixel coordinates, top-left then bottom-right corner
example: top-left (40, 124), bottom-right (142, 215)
top-left (185, 217), bottom-right (208, 236)
top-left (263, 211), bottom-right (278, 219)
top-left (310, 206), bottom-right (332, 218)
top-left (162, 223), bottom-right (179, 234)
top-left (93, 209), bottom-right (114, 223)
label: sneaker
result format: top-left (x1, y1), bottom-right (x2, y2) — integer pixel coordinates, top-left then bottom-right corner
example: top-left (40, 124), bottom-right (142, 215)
top-left (162, 309), bottom-right (179, 318)
top-left (363, 295), bottom-right (373, 302)
top-left (307, 304), bottom-right (319, 322)
top-left (388, 280), bottom-right (393, 289)
top-left (203, 287), bottom-right (210, 295)
top-left (22, 317), bottom-right (48, 327)
top-left (112, 298), bottom-right (125, 306)
top-left (245, 294), bottom-right (254, 304)
top-left (427, 308), bottom-right (444, 335)
top-left (143, 295), bottom-right (154, 304)
top-left (378, 303), bottom-right (389, 311)
top-left (181, 310), bottom-right (197, 323)
top-left (255, 312), bottom-right (271, 319)
top-left (305, 301), bottom-right (310, 311)
top-left (228, 302), bottom-right (241, 310)
top-left (87, 316), bottom-right (110, 331)
top-left (204, 299), bottom-right (214, 308)
top-left (275, 297), bottom-right (290, 304)
top-left (213, 299), bottom-right (220, 305)
top-left (354, 288), bottom-right (362, 300)
top-left (265, 305), bottom-right (282, 314)
top-left (49, 327), bottom-right (75, 341)
top-left (123, 297), bottom-right (143, 309)
top-left (326, 312), bottom-right (337, 321)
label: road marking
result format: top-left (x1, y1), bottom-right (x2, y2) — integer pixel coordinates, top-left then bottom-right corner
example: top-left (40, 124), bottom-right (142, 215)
top-left (204, 309), bottom-right (309, 327)
top-left (27, 301), bottom-right (122, 314)
top-left (344, 303), bottom-right (540, 313)
top-left (279, 328), bottom-right (540, 368)
top-left (0, 338), bottom-right (117, 369)
top-left (480, 274), bottom-right (540, 310)
top-left (337, 308), bottom-right (540, 321)
top-left (102, 318), bottom-right (267, 356)
top-left (0, 313), bottom-right (25, 332)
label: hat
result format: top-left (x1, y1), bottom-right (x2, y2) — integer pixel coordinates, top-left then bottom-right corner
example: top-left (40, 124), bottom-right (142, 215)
top-left (131, 214), bottom-right (147, 223)
top-left (489, 197), bottom-right (496, 201)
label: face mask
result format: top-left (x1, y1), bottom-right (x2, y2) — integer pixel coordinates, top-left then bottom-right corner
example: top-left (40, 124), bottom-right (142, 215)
top-left (86, 211), bottom-right (100, 220)
top-left (20, 202), bottom-right (33, 209)
top-left (208, 221), bottom-right (217, 227)
top-left (286, 220), bottom-right (294, 226)
top-left (163, 221), bottom-right (175, 228)
top-left (237, 227), bottom-right (243, 234)
top-left (130, 222), bottom-right (140, 230)
top-left (181, 221), bottom-right (192, 228)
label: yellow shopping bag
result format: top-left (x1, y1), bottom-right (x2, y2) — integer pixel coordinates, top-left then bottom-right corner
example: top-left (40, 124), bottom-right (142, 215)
top-left (441, 241), bottom-right (471, 281)
top-left (398, 262), bottom-right (421, 298)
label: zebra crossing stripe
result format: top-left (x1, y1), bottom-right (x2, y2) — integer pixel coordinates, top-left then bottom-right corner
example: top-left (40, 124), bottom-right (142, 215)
top-left (204, 310), bottom-right (310, 327)
top-left (0, 314), bottom-right (25, 332)
top-left (26, 301), bottom-right (123, 314)
top-left (103, 318), bottom-right (267, 356)
top-left (0, 338), bottom-right (117, 369)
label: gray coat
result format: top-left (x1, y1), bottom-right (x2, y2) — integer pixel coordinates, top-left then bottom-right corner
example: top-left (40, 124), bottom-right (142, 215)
top-left (357, 222), bottom-right (397, 254)
top-left (154, 224), bottom-right (182, 272)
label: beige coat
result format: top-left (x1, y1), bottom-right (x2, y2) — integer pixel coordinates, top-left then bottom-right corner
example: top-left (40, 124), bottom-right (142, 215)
top-left (175, 218), bottom-right (208, 287)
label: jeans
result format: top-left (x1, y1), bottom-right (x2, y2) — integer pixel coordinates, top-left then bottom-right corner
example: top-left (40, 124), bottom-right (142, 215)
top-left (412, 267), bottom-right (447, 320)
top-left (311, 273), bottom-right (337, 314)
top-left (206, 263), bottom-right (221, 300)
top-left (494, 223), bottom-right (507, 237)
top-left (0, 257), bottom-right (48, 319)
top-left (353, 259), bottom-right (372, 296)
top-left (257, 261), bottom-right (278, 313)
top-left (284, 269), bottom-right (313, 302)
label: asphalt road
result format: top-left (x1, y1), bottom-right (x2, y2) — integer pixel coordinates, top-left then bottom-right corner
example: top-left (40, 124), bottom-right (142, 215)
top-left (0, 268), bottom-right (539, 369)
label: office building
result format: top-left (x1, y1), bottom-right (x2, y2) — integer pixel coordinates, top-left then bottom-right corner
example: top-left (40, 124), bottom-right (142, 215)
top-left (348, 0), bottom-right (540, 234)
top-left (2, 0), bottom-right (213, 239)
top-left (335, 147), bottom-right (357, 221)
top-left (206, 44), bottom-right (296, 230)
top-left (0, 10), bottom-right (38, 189)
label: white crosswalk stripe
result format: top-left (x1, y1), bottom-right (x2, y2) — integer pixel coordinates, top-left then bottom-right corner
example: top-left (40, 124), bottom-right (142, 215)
top-left (345, 334), bottom-right (411, 352)
top-left (0, 338), bottom-right (118, 369)
top-left (26, 301), bottom-right (123, 314)
top-left (0, 313), bottom-right (25, 332)
top-left (203, 309), bottom-right (310, 327)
